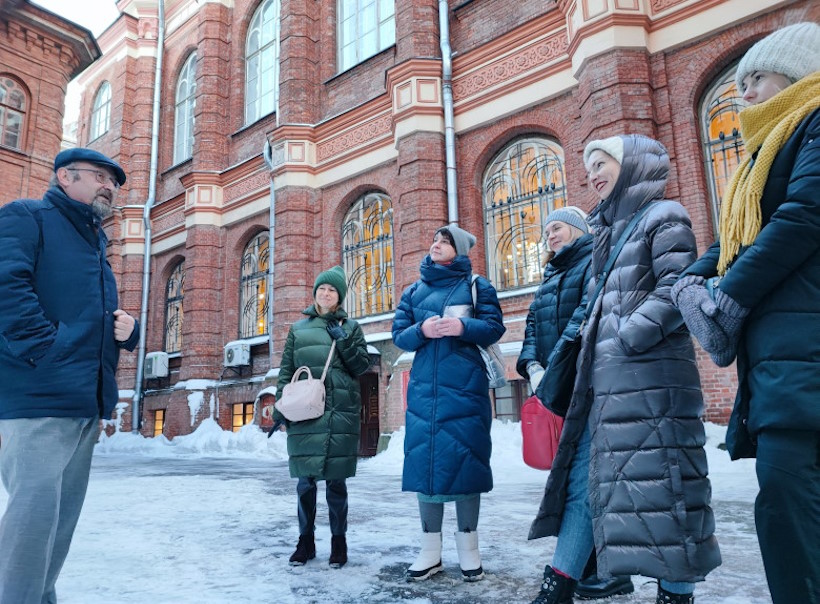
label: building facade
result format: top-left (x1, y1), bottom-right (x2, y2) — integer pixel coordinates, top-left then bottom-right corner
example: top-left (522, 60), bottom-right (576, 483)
top-left (0, 0), bottom-right (99, 202)
top-left (71, 0), bottom-right (817, 445)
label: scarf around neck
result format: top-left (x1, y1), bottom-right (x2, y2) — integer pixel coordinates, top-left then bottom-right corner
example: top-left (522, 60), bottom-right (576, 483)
top-left (717, 72), bottom-right (820, 274)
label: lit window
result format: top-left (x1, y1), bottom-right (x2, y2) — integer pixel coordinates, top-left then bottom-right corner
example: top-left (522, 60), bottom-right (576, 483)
top-left (342, 192), bottom-right (393, 317)
top-left (337, 0), bottom-right (395, 72)
top-left (483, 137), bottom-right (568, 290)
top-left (164, 262), bottom-right (185, 353)
top-left (90, 82), bottom-right (111, 141)
top-left (701, 65), bottom-right (746, 236)
top-left (232, 402), bottom-right (254, 432)
top-left (0, 76), bottom-right (26, 149)
top-left (245, 0), bottom-right (280, 124)
top-left (153, 409), bottom-right (166, 437)
top-left (174, 53), bottom-right (197, 163)
top-left (239, 233), bottom-right (269, 338)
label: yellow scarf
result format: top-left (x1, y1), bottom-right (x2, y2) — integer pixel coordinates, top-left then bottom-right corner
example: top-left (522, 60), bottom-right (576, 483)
top-left (717, 72), bottom-right (820, 274)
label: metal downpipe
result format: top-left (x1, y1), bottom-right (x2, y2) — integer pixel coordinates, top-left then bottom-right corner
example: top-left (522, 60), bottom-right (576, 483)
top-left (132, 0), bottom-right (165, 433)
top-left (438, 0), bottom-right (458, 224)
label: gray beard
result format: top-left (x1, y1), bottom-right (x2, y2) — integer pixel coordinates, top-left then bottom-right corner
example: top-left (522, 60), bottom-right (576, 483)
top-left (91, 198), bottom-right (113, 220)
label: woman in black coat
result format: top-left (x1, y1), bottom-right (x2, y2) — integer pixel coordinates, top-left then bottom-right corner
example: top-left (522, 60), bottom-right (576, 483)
top-left (517, 206), bottom-right (592, 409)
top-left (672, 22), bottom-right (820, 604)
top-left (528, 135), bottom-right (720, 604)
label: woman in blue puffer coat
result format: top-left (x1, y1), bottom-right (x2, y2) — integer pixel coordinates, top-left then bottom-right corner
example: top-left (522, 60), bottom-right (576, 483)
top-left (392, 224), bottom-right (505, 584)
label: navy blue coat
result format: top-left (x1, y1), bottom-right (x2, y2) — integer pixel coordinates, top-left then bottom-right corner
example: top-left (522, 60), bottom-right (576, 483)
top-left (517, 234), bottom-right (593, 396)
top-left (686, 108), bottom-right (820, 456)
top-left (0, 186), bottom-right (139, 420)
top-left (392, 255), bottom-right (505, 496)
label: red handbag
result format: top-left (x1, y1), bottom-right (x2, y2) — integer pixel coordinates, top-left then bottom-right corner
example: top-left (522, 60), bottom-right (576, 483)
top-left (521, 395), bottom-right (564, 470)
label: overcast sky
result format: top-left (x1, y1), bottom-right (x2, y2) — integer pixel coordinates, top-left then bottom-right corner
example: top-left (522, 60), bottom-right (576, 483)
top-left (34, 0), bottom-right (120, 37)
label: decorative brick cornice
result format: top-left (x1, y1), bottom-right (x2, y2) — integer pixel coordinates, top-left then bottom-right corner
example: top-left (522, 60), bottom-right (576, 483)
top-left (650, 0), bottom-right (689, 13)
top-left (453, 31), bottom-right (568, 102)
top-left (316, 112), bottom-right (393, 163)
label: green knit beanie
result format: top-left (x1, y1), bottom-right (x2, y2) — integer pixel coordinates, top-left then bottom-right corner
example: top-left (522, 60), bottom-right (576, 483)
top-left (313, 265), bottom-right (348, 304)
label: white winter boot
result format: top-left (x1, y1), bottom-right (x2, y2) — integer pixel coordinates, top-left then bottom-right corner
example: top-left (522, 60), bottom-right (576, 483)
top-left (406, 531), bottom-right (443, 581)
top-left (454, 530), bottom-right (484, 582)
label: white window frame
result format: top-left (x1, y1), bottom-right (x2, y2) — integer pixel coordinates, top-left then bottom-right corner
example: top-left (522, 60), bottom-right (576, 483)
top-left (89, 81), bottom-right (111, 141)
top-left (245, 0), bottom-right (280, 125)
top-left (337, 0), bottom-right (395, 72)
top-left (174, 53), bottom-right (197, 164)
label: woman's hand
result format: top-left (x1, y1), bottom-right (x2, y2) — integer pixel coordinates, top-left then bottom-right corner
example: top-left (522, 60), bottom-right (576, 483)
top-left (434, 317), bottom-right (464, 337)
top-left (421, 316), bottom-right (441, 339)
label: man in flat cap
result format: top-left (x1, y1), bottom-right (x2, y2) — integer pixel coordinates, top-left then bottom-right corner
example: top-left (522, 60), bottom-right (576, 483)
top-left (0, 148), bottom-right (138, 603)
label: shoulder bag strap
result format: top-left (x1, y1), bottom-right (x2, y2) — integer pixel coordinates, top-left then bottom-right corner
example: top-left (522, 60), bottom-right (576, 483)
top-left (584, 202), bottom-right (654, 321)
top-left (319, 320), bottom-right (342, 383)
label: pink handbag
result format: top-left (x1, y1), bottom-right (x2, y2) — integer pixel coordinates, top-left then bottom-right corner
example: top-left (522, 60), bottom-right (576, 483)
top-left (275, 333), bottom-right (338, 422)
top-left (521, 395), bottom-right (564, 470)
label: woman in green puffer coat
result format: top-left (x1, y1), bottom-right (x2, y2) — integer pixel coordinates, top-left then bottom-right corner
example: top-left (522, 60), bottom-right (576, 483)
top-left (274, 266), bottom-right (371, 570)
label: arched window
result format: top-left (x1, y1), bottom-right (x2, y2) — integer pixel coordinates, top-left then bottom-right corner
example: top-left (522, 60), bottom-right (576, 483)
top-left (701, 64), bottom-right (746, 235)
top-left (245, 0), bottom-right (280, 124)
top-left (164, 262), bottom-right (185, 353)
top-left (483, 137), bottom-right (568, 290)
top-left (90, 82), bottom-right (111, 141)
top-left (0, 76), bottom-right (26, 149)
top-left (239, 233), bottom-right (269, 338)
top-left (342, 192), bottom-right (394, 317)
top-left (337, 0), bottom-right (395, 72)
top-left (174, 53), bottom-right (197, 164)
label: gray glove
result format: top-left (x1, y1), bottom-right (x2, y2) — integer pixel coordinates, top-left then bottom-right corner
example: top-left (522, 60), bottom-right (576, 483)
top-left (671, 275), bottom-right (727, 355)
top-left (710, 289), bottom-right (750, 367)
top-left (527, 362), bottom-right (545, 395)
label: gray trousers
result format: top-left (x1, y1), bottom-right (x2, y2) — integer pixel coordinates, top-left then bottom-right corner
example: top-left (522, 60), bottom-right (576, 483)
top-left (0, 416), bottom-right (99, 604)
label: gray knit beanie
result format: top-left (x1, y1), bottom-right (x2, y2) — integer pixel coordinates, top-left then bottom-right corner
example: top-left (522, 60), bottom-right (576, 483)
top-left (583, 136), bottom-right (624, 166)
top-left (735, 22), bottom-right (820, 92)
top-left (544, 206), bottom-right (589, 234)
top-left (437, 224), bottom-right (476, 257)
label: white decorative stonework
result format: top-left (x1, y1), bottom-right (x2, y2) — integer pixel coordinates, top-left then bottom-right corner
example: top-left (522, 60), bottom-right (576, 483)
top-left (316, 114), bottom-right (393, 163)
top-left (453, 33), bottom-right (568, 101)
top-left (650, 0), bottom-right (688, 13)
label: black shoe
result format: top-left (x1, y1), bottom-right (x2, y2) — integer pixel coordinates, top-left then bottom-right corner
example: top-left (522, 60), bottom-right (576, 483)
top-left (656, 586), bottom-right (694, 604)
top-left (575, 574), bottom-right (635, 599)
top-left (288, 534), bottom-right (316, 566)
top-left (329, 535), bottom-right (347, 568)
top-left (531, 566), bottom-right (577, 604)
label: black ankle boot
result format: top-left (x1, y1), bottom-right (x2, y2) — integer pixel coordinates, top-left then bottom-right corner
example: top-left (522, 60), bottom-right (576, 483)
top-left (288, 534), bottom-right (316, 566)
top-left (575, 573), bottom-right (634, 599)
top-left (656, 585), bottom-right (695, 604)
top-left (329, 535), bottom-right (347, 568)
top-left (531, 566), bottom-right (576, 604)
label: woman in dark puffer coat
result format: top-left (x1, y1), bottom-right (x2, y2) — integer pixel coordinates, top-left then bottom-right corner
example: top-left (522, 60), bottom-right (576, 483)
top-left (528, 135), bottom-right (721, 604)
top-left (672, 23), bottom-right (820, 604)
top-left (274, 266), bottom-right (371, 570)
top-left (393, 224), bottom-right (505, 583)
top-left (517, 206), bottom-right (592, 408)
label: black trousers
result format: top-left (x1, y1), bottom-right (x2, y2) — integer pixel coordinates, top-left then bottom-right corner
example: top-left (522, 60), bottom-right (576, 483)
top-left (755, 429), bottom-right (820, 604)
top-left (297, 477), bottom-right (348, 537)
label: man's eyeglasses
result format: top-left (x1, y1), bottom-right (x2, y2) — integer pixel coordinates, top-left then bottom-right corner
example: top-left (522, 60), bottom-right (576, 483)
top-left (65, 167), bottom-right (120, 190)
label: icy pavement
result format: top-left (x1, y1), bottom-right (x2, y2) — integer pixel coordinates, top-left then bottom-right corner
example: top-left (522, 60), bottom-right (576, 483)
top-left (0, 421), bottom-right (771, 603)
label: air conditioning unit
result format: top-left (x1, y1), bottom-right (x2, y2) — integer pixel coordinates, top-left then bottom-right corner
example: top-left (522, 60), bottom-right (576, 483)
top-left (144, 351), bottom-right (169, 379)
top-left (224, 341), bottom-right (251, 367)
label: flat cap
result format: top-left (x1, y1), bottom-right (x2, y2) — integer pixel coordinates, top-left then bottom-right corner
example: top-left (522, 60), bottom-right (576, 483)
top-left (54, 147), bottom-right (126, 186)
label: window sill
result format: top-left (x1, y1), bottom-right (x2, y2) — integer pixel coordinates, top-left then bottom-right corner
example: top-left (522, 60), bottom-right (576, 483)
top-left (231, 112), bottom-right (277, 138)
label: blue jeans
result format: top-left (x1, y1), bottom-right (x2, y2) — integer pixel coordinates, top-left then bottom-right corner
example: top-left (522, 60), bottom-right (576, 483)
top-left (551, 425), bottom-right (695, 595)
top-left (296, 477), bottom-right (348, 537)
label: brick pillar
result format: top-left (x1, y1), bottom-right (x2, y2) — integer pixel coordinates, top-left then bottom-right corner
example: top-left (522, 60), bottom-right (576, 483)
top-left (393, 131), bottom-right (448, 294)
top-left (278, 0), bottom-right (321, 124)
top-left (394, 0), bottom-right (440, 62)
top-left (179, 224), bottom-right (224, 380)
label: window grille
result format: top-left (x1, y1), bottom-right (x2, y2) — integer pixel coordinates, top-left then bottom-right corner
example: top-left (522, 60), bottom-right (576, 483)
top-left (239, 233), bottom-right (269, 338)
top-left (164, 262), bottom-right (185, 353)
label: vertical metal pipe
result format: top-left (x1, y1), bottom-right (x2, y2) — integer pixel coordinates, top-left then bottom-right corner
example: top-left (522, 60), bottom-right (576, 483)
top-left (262, 140), bottom-right (276, 368)
top-left (438, 0), bottom-right (458, 224)
top-left (132, 0), bottom-right (165, 433)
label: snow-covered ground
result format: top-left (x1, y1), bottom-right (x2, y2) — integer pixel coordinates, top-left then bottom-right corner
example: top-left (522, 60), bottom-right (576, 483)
top-left (0, 420), bottom-right (770, 603)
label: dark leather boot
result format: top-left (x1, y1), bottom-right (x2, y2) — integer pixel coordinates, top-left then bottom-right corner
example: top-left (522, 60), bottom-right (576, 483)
top-left (288, 534), bottom-right (316, 566)
top-left (329, 535), bottom-right (347, 568)
top-left (656, 585), bottom-right (695, 603)
top-left (531, 566), bottom-right (577, 604)
top-left (575, 573), bottom-right (635, 599)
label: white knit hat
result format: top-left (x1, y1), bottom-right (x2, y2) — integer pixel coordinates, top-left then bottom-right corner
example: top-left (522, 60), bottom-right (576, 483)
top-left (583, 136), bottom-right (624, 166)
top-left (735, 22), bottom-right (820, 92)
